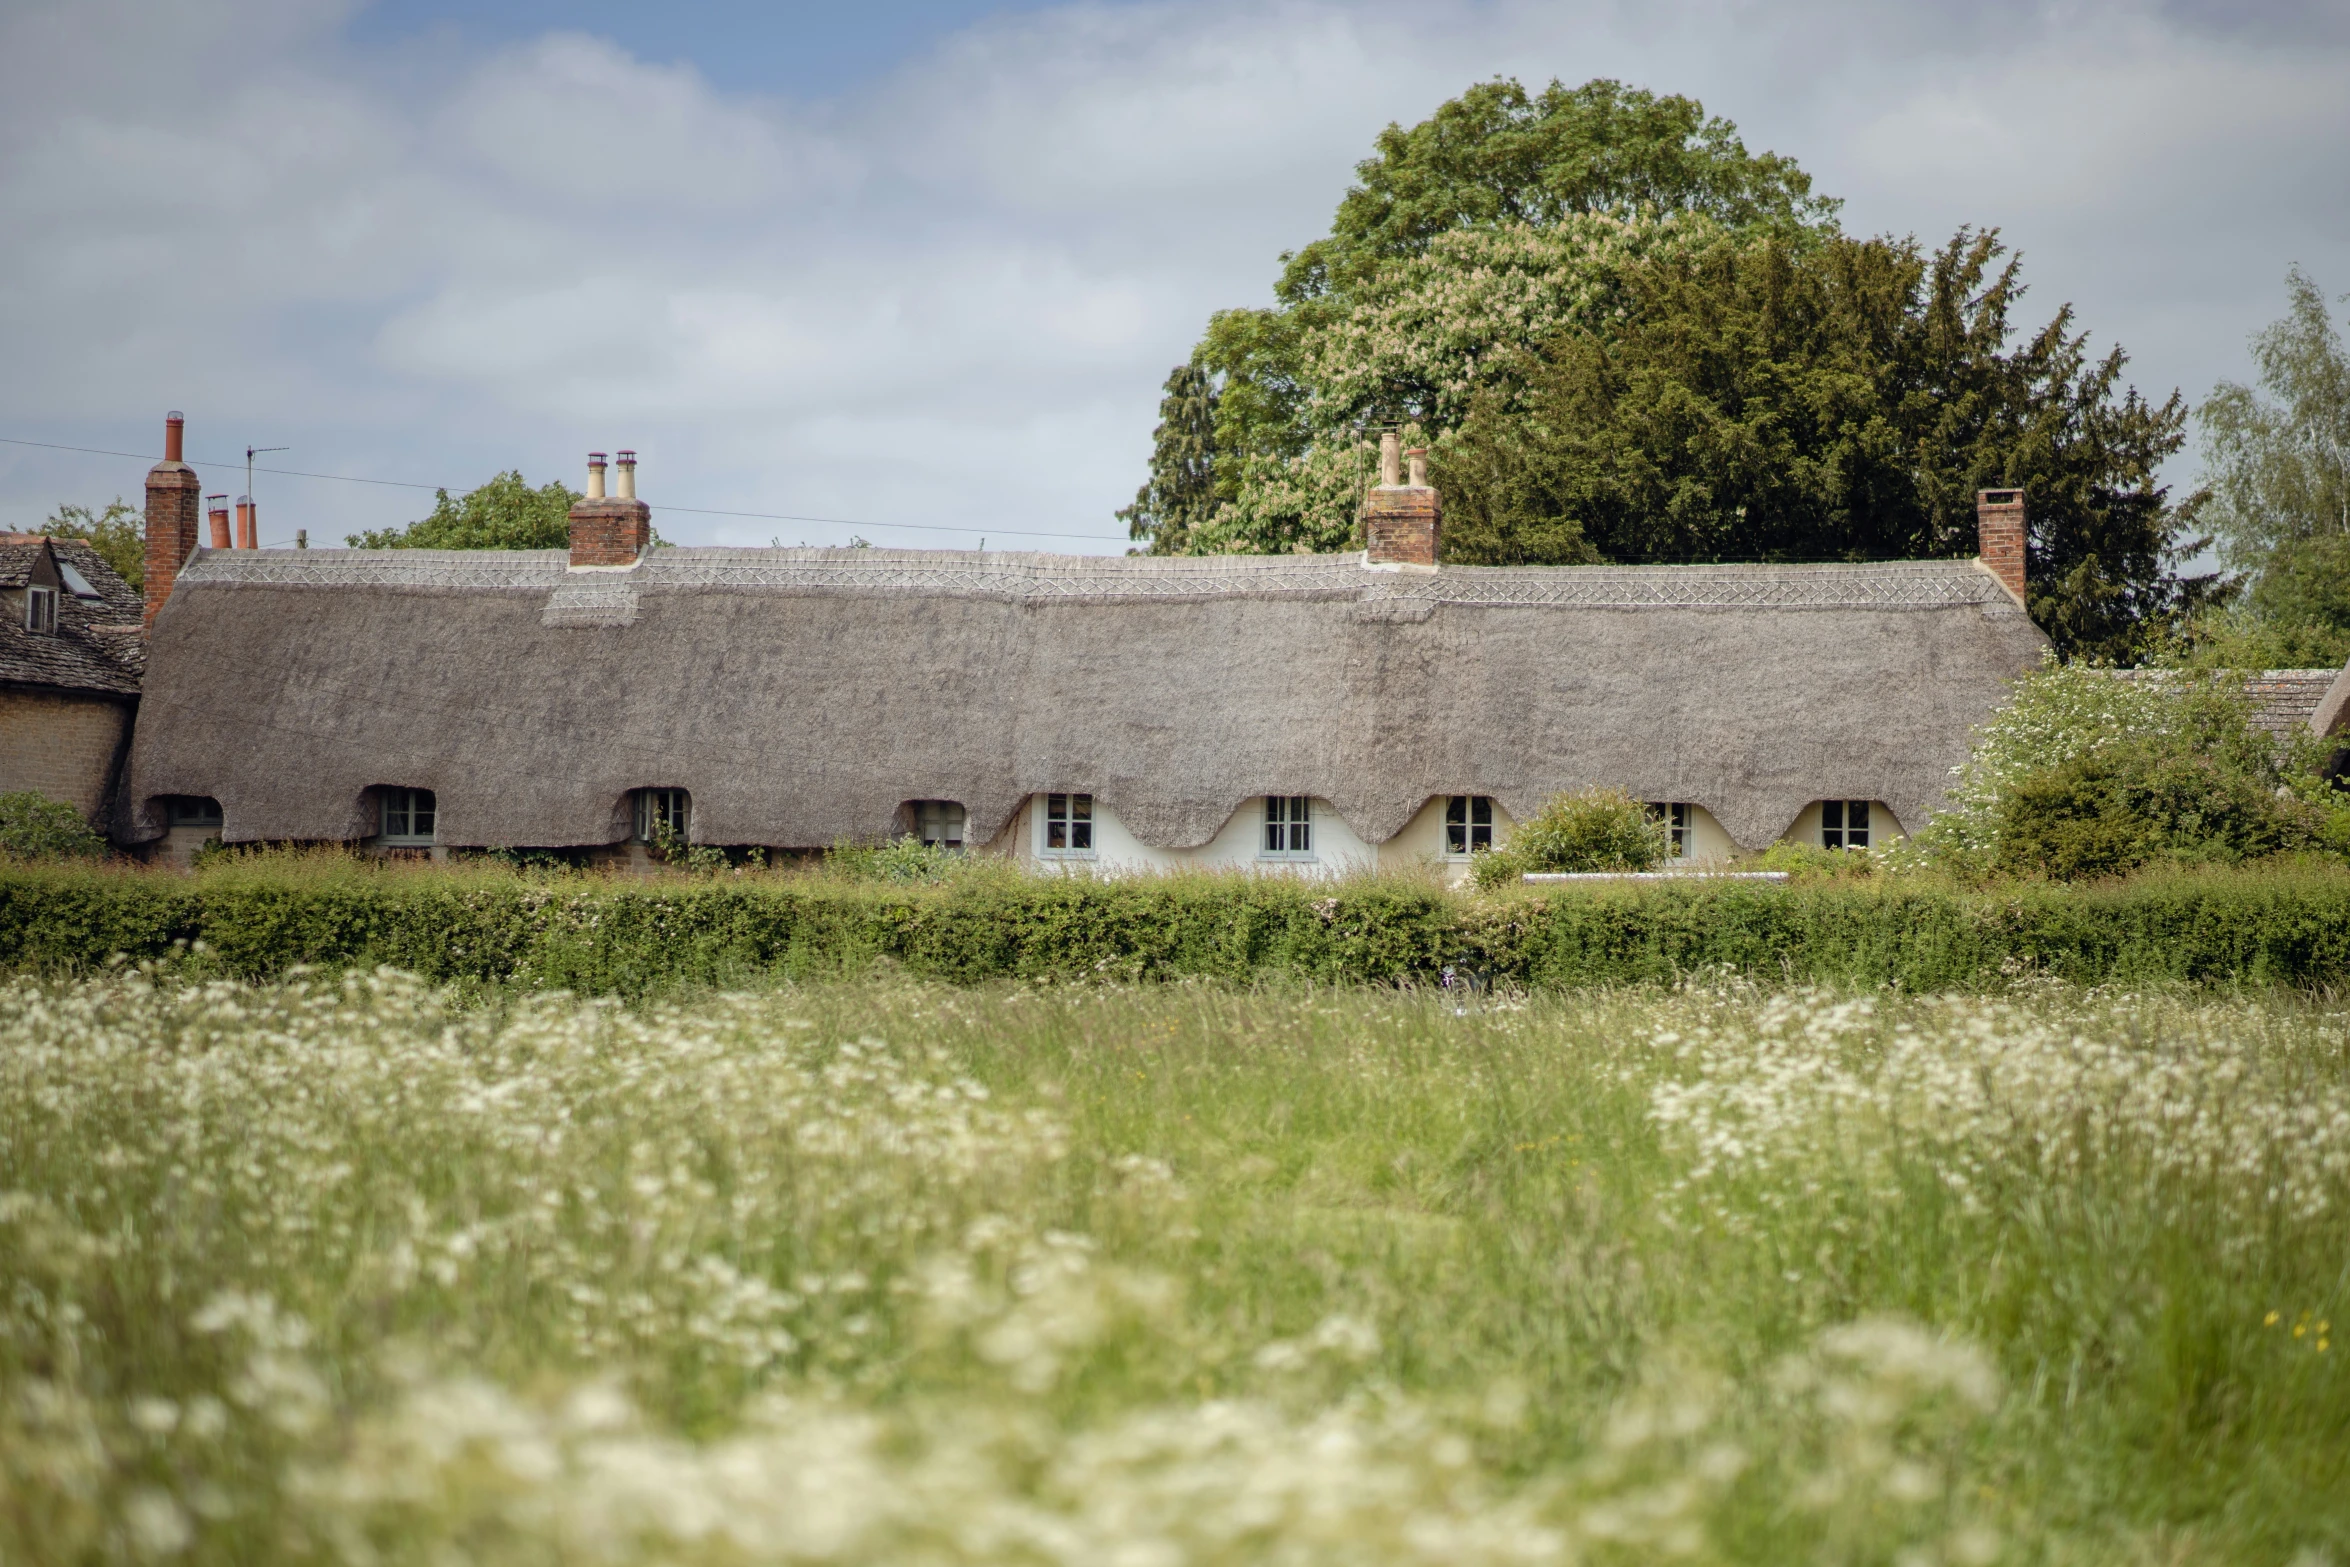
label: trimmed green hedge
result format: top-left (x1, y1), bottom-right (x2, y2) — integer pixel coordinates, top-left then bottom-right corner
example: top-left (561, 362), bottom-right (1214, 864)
top-left (6, 860), bottom-right (2350, 993)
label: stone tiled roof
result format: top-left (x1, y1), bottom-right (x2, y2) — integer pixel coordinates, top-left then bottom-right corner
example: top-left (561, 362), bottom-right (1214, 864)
top-left (2241, 669), bottom-right (2342, 739)
top-left (0, 536), bottom-right (143, 698)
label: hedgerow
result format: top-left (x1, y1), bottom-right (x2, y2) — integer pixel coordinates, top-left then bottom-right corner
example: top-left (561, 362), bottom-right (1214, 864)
top-left (6, 855), bottom-right (2350, 993)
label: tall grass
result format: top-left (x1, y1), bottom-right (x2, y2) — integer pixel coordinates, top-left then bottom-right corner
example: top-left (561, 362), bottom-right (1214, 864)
top-left (3, 972), bottom-right (2346, 1561)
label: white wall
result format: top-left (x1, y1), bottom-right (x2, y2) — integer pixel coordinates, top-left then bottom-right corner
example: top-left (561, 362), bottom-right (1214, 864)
top-left (1007, 793), bottom-right (1377, 878)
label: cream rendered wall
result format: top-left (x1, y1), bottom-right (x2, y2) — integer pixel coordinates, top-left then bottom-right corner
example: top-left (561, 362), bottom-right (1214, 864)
top-left (1781, 800), bottom-right (1908, 850)
top-left (1669, 803), bottom-right (1740, 864)
top-left (1378, 795), bottom-right (1520, 885)
top-left (1008, 793), bottom-right (1377, 877)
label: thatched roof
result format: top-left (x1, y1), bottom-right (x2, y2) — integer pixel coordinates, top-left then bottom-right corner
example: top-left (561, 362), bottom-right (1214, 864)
top-left (123, 546), bottom-right (2050, 851)
top-left (0, 535), bottom-right (143, 699)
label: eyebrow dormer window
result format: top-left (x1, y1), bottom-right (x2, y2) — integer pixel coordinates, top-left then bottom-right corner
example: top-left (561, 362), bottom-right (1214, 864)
top-left (1261, 795), bottom-right (1314, 858)
top-left (1042, 793), bottom-right (1092, 855)
top-left (1821, 800), bottom-right (1870, 850)
top-left (1444, 795), bottom-right (1493, 856)
top-left (913, 801), bottom-right (966, 849)
top-left (25, 586), bottom-right (56, 635)
top-left (380, 787), bottom-right (436, 846)
top-left (634, 788), bottom-right (690, 843)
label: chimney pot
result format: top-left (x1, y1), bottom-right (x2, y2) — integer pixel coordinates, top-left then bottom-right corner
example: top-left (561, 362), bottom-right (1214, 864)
top-left (1405, 446), bottom-right (1428, 488)
top-left (568, 453), bottom-right (650, 567)
top-left (1975, 488), bottom-right (2027, 607)
top-left (207, 495), bottom-right (231, 550)
top-left (1379, 431), bottom-right (1401, 488)
top-left (164, 412), bottom-right (185, 464)
top-left (234, 495), bottom-right (256, 551)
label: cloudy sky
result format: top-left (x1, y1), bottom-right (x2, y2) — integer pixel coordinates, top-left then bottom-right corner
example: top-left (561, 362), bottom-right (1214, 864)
top-left (1, 0), bottom-right (2345, 551)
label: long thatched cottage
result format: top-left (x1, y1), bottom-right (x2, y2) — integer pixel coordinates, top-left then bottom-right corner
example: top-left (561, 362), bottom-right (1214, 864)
top-left (97, 415), bottom-right (2082, 873)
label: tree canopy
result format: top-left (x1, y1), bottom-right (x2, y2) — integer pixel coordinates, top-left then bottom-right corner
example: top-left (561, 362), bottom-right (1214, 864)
top-left (1125, 74), bottom-right (2217, 659)
top-left (348, 471), bottom-right (582, 550)
top-left (1437, 230), bottom-right (2217, 659)
top-left (2184, 269), bottom-right (2350, 666)
top-left (1119, 365), bottom-right (1220, 554)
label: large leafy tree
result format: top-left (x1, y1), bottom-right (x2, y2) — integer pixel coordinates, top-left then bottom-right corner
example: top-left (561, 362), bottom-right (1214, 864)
top-left (1438, 230), bottom-right (2217, 659)
top-left (348, 471), bottom-right (582, 550)
top-left (2200, 268), bottom-right (2350, 569)
top-left (2185, 269), bottom-right (2350, 665)
top-left (1119, 365), bottom-right (1220, 554)
top-left (1177, 77), bottom-right (1833, 498)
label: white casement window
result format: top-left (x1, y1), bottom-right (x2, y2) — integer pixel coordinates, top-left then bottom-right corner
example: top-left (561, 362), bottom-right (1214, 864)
top-left (1647, 802), bottom-right (1694, 858)
top-left (1821, 800), bottom-right (1871, 850)
top-left (25, 586), bottom-right (56, 635)
top-left (634, 788), bottom-right (690, 843)
top-left (1444, 795), bottom-right (1494, 856)
top-left (1262, 795), bottom-right (1314, 858)
top-left (1042, 793), bottom-right (1093, 855)
top-left (165, 797), bottom-right (223, 829)
top-left (914, 800), bottom-right (966, 849)
top-left (380, 787), bottom-right (437, 846)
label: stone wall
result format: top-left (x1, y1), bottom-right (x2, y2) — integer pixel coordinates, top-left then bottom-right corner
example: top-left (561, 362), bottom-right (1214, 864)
top-left (0, 689), bottom-right (132, 821)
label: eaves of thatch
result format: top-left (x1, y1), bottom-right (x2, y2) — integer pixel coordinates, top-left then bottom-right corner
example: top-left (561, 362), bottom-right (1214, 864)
top-left (121, 546), bottom-right (2050, 851)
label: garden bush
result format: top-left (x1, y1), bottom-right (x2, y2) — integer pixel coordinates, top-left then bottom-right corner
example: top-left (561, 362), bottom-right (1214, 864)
top-left (0, 790), bottom-right (107, 861)
top-left (1996, 741), bottom-right (2316, 879)
top-left (1472, 787), bottom-right (1668, 888)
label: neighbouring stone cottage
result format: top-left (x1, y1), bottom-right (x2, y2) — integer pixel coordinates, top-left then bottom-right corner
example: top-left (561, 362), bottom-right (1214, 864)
top-left (0, 528), bottom-right (145, 826)
top-left (25, 415), bottom-right (2344, 875)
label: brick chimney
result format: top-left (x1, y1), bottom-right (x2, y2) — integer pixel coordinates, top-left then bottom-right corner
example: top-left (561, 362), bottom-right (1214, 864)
top-left (234, 495), bottom-right (257, 550)
top-left (1976, 488), bottom-right (2026, 605)
top-left (1363, 432), bottom-right (1440, 567)
top-left (207, 495), bottom-right (231, 549)
top-left (568, 448), bottom-right (649, 568)
top-left (144, 411), bottom-right (204, 630)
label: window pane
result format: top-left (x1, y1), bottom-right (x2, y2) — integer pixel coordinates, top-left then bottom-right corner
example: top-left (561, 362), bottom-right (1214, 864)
top-left (414, 792), bottom-right (436, 836)
top-left (1822, 800), bottom-right (1843, 831)
top-left (1471, 822), bottom-right (1491, 851)
top-left (1446, 821), bottom-right (1466, 855)
top-left (384, 795), bottom-right (407, 838)
top-left (1048, 794), bottom-right (1066, 822)
top-left (1446, 796), bottom-right (1466, 827)
top-left (1072, 795), bottom-right (1091, 822)
top-left (1071, 819), bottom-right (1091, 850)
top-left (1291, 800), bottom-right (1311, 855)
top-left (1471, 797), bottom-right (1491, 827)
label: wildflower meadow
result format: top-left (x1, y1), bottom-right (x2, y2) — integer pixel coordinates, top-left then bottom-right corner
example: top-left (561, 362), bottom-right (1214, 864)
top-left (2, 969), bottom-right (2346, 1563)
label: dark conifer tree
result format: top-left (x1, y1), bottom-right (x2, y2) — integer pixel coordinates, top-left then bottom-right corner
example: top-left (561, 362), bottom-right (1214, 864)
top-left (1119, 364), bottom-right (1221, 554)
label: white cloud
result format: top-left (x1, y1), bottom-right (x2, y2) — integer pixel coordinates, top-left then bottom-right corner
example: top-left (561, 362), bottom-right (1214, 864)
top-left (0, 0), bottom-right (2345, 549)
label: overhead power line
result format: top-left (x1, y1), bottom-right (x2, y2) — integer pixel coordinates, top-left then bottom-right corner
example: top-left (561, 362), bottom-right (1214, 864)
top-left (0, 434), bottom-right (1127, 546)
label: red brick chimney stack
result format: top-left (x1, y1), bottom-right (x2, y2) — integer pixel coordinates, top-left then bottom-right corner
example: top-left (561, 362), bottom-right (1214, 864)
top-left (234, 496), bottom-right (257, 551)
top-left (144, 411), bottom-right (204, 630)
top-left (1976, 489), bottom-right (2027, 606)
top-left (207, 495), bottom-right (231, 549)
top-left (568, 448), bottom-right (650, 568)
top-left (1363, 431), bottom-right (1440, 567)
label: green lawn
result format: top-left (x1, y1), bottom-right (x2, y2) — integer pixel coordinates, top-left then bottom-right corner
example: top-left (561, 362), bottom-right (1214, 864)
top-left (3, 971), bottom-right (2345, 1563)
